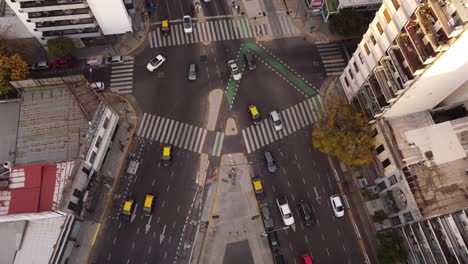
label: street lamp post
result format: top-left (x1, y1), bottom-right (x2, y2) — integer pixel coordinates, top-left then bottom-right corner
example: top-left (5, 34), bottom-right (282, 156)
top-left (261, 225), bottom-right (290, 237)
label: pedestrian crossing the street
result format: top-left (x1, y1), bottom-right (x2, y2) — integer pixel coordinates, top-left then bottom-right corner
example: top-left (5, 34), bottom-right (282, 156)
top-left (316, 43), bottom-right (348, 76)
top-left (242, 97), bottom-right (323, 154)
top-left (110, 58), bottom-right (134, 94)
top-left (136, 113), bottom-right (208, 154)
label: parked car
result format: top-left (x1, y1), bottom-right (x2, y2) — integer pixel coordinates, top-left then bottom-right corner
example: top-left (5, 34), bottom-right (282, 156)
top-left (244, 52), bottom-right (256, 71)
top-left (260, 202), bottom-right (274, 231)
top-left (147, 54), bottom-right (166, 72)
top-left (51, 57), bottom-right (78, 69)
top-left (301, 254), bottom-right (313, 264)
top-left (90, 82), bottom-right (105, 92)
top-left (330, 194), bottom-right (345, 217)
top-left (183, 15), bottom-right (193, 34)
top-left (264, 151), bottom-right (277, 173)
top-left (276, 195), bottom-right (294, 226)
top-left (267, 231), bottom-right (280, 252)
top-left (274, 254), bottom-right (286, 264)
top-left (252, 177), bottom-right (265, 200)
top-left (269, 110), bottom-right (283, 131)
top-left (228, 60), bottom-right (242, 81)
top-left (188, 63), bottom-right (197, 81)
top-left (298, 200), bottom-right (315, 226)
top-left (248, 105), bottom-right (261, 125)
top-left (31, 60), bottom-right (49, 70)
top-left (107, 56), bottom-right (124, 64)
top-left (122, 197), bottom-right (134, 221)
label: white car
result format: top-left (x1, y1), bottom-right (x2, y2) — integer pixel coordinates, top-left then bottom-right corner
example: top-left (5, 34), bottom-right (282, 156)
top-left (330, 195), bottom-right (345, 217)
top-left (269, 111), bottom-right (283, 131)
top-left (183, 16), bottom-right (193, 34)
top-left (90, 82), bottom-right (105, 92)
top-left (276, 195), bottom-right (294, 226)
top-left (107, 56), bottom-right (124, 64)
top-left (228, 60), bottom-right (242, 81)
top-left (146, 55), bottom-right (166, 72)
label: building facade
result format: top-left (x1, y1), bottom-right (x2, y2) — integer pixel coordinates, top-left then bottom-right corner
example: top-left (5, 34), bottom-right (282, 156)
top-left (4, 0), bottom-right (133, 46)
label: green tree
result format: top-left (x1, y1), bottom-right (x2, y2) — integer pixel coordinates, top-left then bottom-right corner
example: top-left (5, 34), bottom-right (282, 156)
top-left (312, 97), bottom-right (374, 167)
top-left (372, 210), bottom-right (388, 224)
top-left (328, 10), bottom-right (370, 36)
top-left (47, 37), bottom-right (76, 60)
top-left (0, 54), bottom-right (29, 96)
top-left (377, 230), bottom-right (407, 264)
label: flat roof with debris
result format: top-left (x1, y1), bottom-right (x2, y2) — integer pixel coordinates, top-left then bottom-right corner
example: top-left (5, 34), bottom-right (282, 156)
top-left (387, 112), bottom-right (468, 218)
top-left (11, 76), bottom-right (97, 165)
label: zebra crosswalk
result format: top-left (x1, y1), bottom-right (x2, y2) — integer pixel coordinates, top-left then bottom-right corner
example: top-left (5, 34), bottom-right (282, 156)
top-left (110, 58), bottom-right (134, 94)
top-left (136, 113), bottom-right (208, 154)
top-left (242, 97), bottom-right (323, 154)
top-left (316, 43), bottom-right (348, 76)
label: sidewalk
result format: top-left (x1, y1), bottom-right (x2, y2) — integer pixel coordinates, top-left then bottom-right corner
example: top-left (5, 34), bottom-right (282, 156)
top-left (192, 154), bottom-right (272, 264)
top-left (68, 93), bottom-right (138, 264)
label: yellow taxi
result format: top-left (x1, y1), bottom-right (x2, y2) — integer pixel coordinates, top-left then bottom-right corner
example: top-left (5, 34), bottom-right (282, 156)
top-left (161, 144), bottom-right (172, 167)
top-left (143, 194), bottom-right (155, 216)
top-left (252, 177), bottom-right (265, 200)
top-left (248, 105), bottom-right (261, 125)
top-left (161, 20), bottom-right (170, 37)
top-left (122, 197), bottom-right (134, 221)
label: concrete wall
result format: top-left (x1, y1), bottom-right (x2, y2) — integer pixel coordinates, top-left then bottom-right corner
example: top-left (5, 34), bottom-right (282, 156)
top-left (87, 0), bottom-right (132, 34)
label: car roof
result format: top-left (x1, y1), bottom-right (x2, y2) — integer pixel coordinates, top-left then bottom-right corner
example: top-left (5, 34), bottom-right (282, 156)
top-left (163, 146), bottom-right (171, 156)
top-left (123, 200), bottom-right (133, 211)
top-left (162, 20), bottom-right (169, 27)
top-left (249, 105), bottom-right (259, 116)
top-left (253, 179), bottom-right (263, 190)
top-left (270, 111), bottom-right (279, 119)
top-left (332, 196), bottom-right (342, 206)
top-left (144, 195), bottom-right (154, 207)
top-left (280, 204), bottom-right (291, 214)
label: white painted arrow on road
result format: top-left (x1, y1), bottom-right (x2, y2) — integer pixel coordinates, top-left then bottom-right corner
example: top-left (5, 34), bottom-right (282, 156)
top-left (145, 215), bottom-right (153, 234)
top-left (160, 224), bottom-right (166, 244)
top-left (131, 204), bottom-right (138, 223)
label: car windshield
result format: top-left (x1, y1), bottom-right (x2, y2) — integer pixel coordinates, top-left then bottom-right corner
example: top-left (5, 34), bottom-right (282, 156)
top-left (274, 119), bottom-right (282, 126)
top-left (150, 58), bottom-right (161, 66)
top-left (184, 18), bottom-right (191, 27)
top-left (285, 213), bottom-right (292, 218)
top-left (337, 205), bottom-right (344, 212)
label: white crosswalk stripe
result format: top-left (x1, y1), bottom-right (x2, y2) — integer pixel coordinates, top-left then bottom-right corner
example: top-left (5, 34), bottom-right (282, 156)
top-left (241, 96), bottom-right (323, 153)
top-left (317, 43), bottom-right (348, 76)
top-left (136, 113), bottom-right (208, 153)
top-left (110, 58), bottom-right (134, 94)
top-left (149, 17), bottom-right (268, 48)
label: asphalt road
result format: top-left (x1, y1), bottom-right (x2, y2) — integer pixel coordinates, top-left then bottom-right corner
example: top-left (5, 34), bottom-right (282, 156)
top-left (92, 15), bottom-right (370, 264)
top-left (152, 0), bottom-right (231, 22)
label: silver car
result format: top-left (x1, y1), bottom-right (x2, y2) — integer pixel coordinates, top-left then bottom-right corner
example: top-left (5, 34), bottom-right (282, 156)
top-left (188, 63), bottom-right (197, 81)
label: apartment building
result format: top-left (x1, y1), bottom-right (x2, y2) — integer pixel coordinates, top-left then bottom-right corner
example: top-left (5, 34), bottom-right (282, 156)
top-left (338, 0), bottom-right (468, 262)
top-left (322, 0), bottom-right (382, 21)
top-left (4, 0), bottom-right (133, 46)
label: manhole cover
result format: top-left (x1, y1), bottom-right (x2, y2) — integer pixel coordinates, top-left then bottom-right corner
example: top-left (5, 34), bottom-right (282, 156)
top-left (156, 72), bottom-right (165, 78)
top-left (200, 55), bottom-right (207, 62)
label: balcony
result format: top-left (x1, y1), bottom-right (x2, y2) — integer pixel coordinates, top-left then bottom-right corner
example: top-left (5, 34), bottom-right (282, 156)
top-left (416, 3), bottom-right (449, 52)
top-left (396, 34), bottom-right (424, 76)
top-left (354, 91), bottom-right (375, 122)
top-left (35, 18), bottom-right (96, 31)
top-left (20, 0), bottom-right (86, 13)
top-left (387, 46), bottom-right (414, 84)
top-left (380, 57), bottom-right (405, 94)
top-left (42, 27), bottom-right (101, 39)
top-left (367, 73), bottom-right (390, 109)
top-left (405, 20), bottom-right (437, 65)
top-left (28, 8), bottom-right (91, 22)
top-left (420, 221), bottom-right (448, 263)
top-left (428, 0), bottom-right (465, 39)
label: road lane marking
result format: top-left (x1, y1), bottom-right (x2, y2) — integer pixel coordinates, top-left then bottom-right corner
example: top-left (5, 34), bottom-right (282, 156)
top-left (192, 127), bottom-right (203, 152)
top-left (299, 101), bottom-right (310, 126)
top-left (161, 200), bottom-right (165, 208)
top-left (169, 121), bottom-right (180, 144)
top-left (174, 122), bottom-right (185, 147)
top-left (286, 108), bottom-right (297, 132)
top-left (151, 116), bottom-right (161, 140)
top-left (242, 129), bottom-right (251, 154)
top-left (184, 125), bottom-right (194, 150)
top-left (255, 125), bottom-right (264, 148)
top-left (260, 122), bottom-right (269, 145)
top-left (198, 130), bottom-right (207, 153)
top-left (295, 104), bottom-right (305, 128)
top-left (291, 106), bottom-right (301, 131)
top-left (250, 126), bottom-right (259, 151)
top-left (154, 117), bottom-right (166, 142)
top-left (162, 119), bottom-right (175, 143)
top-left (137, 113), bottom-right (148, 136)
top-left (178, 124), bottom-right (189, 148)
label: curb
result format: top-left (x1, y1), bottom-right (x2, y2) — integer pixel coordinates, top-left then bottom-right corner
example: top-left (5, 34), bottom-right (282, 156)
top-left (85, 93), bottom-right (138, 263)
top-left (125, 9), bottom-right (150, 56)
top-left (282, 0), bottom-right (326, 42)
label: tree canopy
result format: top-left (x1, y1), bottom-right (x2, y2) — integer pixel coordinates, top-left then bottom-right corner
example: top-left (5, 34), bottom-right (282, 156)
top-left (312, 97), bottom-right (374, 167)
top-left (47, 37), bottom-right (76, 60)
top-left (377, 230), bottom-right (407, 264)
top-left (328, 10), bottom-right (372, 36)
top-left (0, 54), bottom-right (29, 96)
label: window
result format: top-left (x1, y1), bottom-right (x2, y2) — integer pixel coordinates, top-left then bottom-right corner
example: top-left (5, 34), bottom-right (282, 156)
top-left (348, 69), bottom-right (354, 79)
top-left (382, 158), bottom-right (391, 168)
top-left (376, 22), bottom-right (384, 35)
top-left (344, 77), bottom-right (350, 87)
top-left (388, 175), bottom-right (398, 185)
top-left (383, 9), bottom-right (392, 23)
top-left (391, 216), bottom-right (401, 226)
top-left (376, 144), bottom-right (385, 154)
top-left (370, 34), bottom-right (377, 45)
top-left (95, 136), bottom-right (102, 148)
top-left (391, 0), bottom-right (400, 10)
top-left (353, 61), bottom-right (359, 73)
top-left (103, 117), bottom-right (110, 129)
top-left (371, 128), bottom-right (378, 138)
top-left (378, 181), bottom-right (388, 191)
top-left (403, 212), bottom-right (414, 222)
top-left (358, 52), bottom-right (364, 64)
top-left (89, 152), bottom-right (97, 163)
top-left (364, 43), bottom-right (370, 55)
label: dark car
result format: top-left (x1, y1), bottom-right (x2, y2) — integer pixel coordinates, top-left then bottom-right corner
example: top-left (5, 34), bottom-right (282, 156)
top-left (268, 231), bottom-right (280, 252)
top-left (264, 151), bottom-right (277, 173)
top-left (298, 200), bottom-right (315, 226)
top-left (244, 52), bottom-right (256, 71)
top-left (274, 254), bottom-right (286, 264)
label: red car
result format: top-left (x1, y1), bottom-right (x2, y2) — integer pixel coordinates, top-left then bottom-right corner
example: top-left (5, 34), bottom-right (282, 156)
top-left (51, 57), bottom-right (79, 69)
top-left (301, 254), bottom-right (313, 264)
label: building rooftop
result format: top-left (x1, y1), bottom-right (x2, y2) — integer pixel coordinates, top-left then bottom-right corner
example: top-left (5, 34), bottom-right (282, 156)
top-left (0, 99), bottom-right (20, 164)
top-left (387, 112), bottom-right (468, 218)
top-left (11, 76), bottom-right (92, 165)
top-left (338, 0), bottom-right (382, 8)
top-left (0, 161), bottom-right (75, 216)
